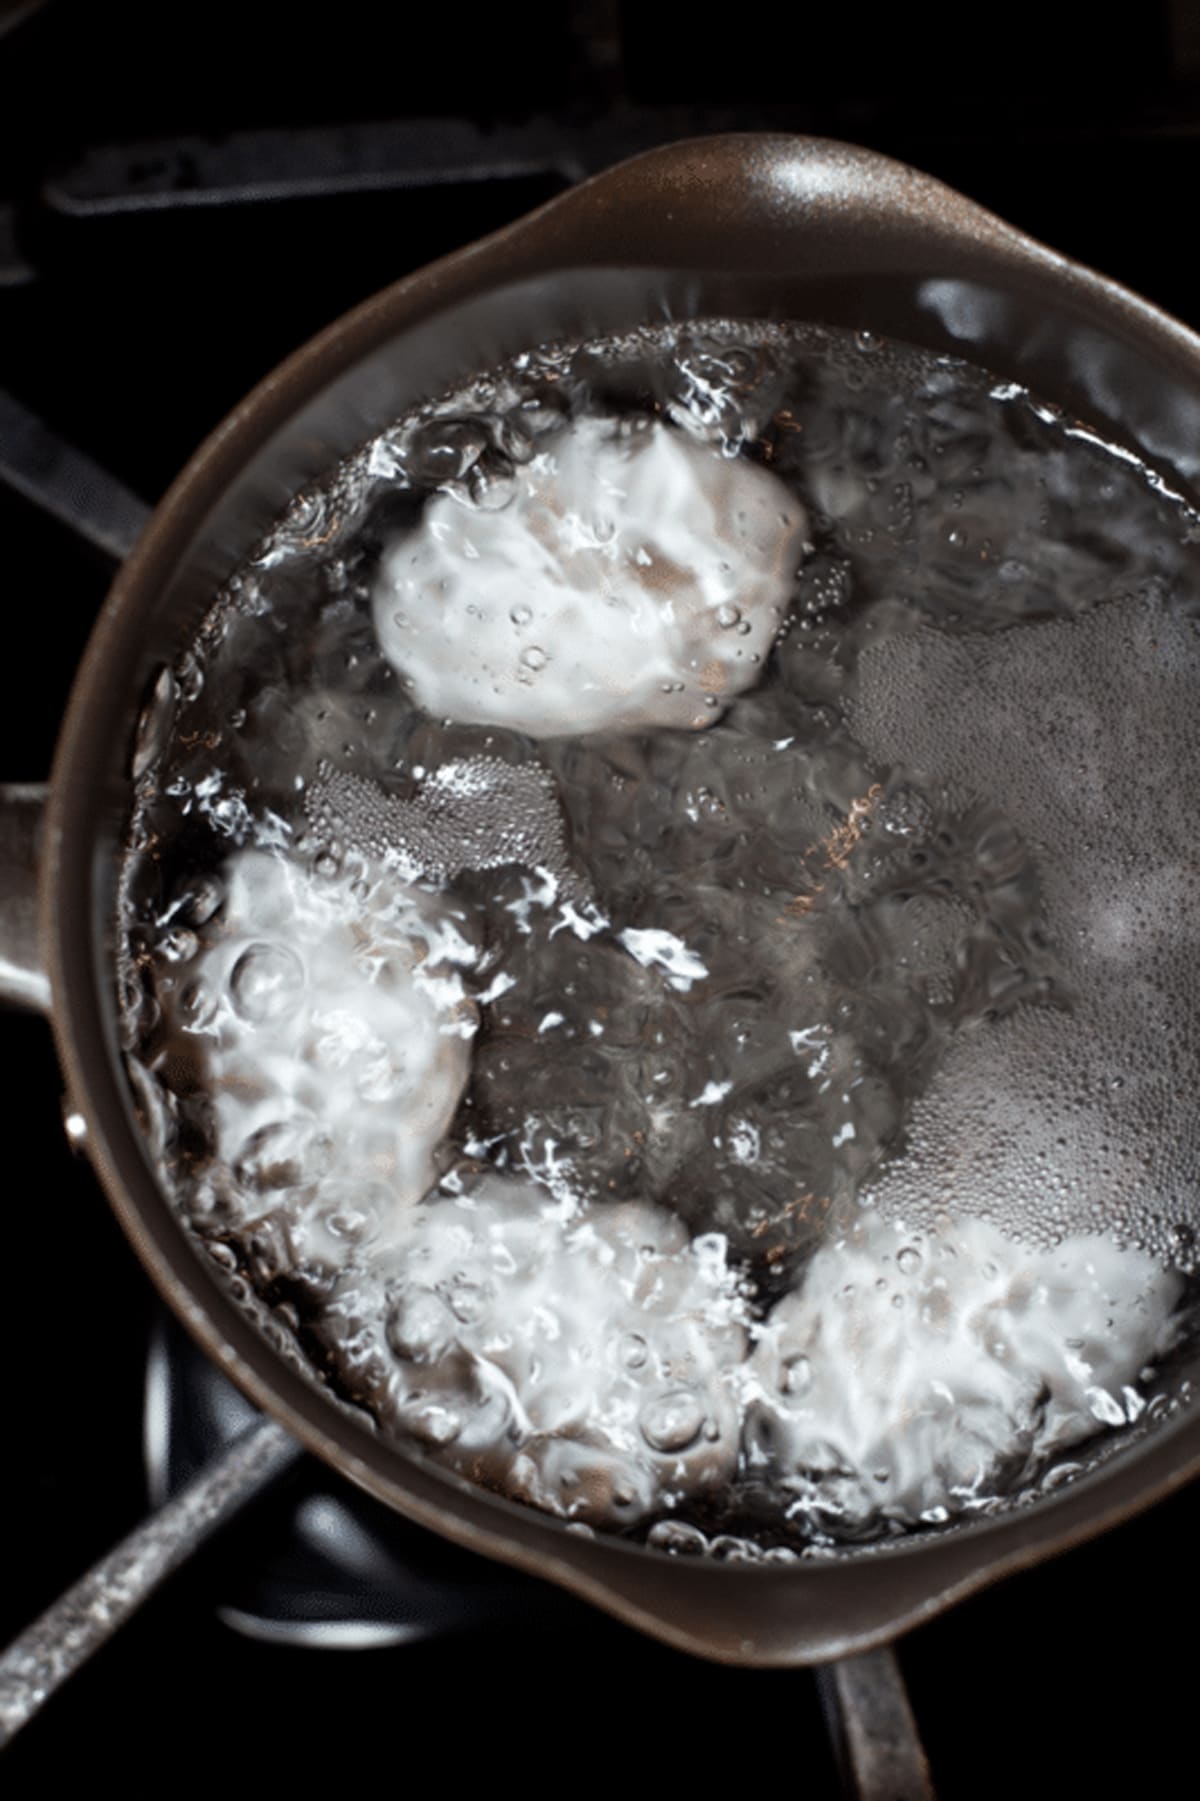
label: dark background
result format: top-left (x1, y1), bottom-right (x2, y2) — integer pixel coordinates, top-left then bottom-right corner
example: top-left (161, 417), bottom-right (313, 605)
top-left (2, 0), bottom-right (1197, 1790)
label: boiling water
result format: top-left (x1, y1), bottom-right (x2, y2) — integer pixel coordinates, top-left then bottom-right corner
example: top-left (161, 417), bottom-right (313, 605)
top-left (119, 320), bottom-right (1200, 1552)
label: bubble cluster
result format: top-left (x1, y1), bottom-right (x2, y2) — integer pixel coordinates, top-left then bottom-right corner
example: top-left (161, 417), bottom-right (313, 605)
top-left (305, 755), bottom-right (582, 897)
top-left (852, 592), bottom-right (1200, 1260)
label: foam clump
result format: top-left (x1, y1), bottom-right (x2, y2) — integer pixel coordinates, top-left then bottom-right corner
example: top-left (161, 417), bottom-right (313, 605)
top-left (745, 1209), bottom-right (1181, 1533)
top-left (166, 850), bottom-right (474, 1251)
top-left (316, 1176), bottom-right (751, 1526)
top-left (373, 415), bottom-right (809, 737)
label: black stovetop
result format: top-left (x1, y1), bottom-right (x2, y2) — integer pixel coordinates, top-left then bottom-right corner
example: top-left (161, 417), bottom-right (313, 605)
top-left (3, 2), bottom-right (1198, 1790)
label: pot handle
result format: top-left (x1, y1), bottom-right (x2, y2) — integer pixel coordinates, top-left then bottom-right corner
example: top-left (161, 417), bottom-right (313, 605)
top-left (0, 783), bottom-right (49, 1014)
top-left (0, 1414), bottom-right (299, 1746)
top-left (818, 1646), bottom-right (935, 1801)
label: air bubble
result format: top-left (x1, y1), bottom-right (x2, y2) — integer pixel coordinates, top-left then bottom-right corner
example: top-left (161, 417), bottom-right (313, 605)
top-left (640, 1389), bottom-right (705, 1453)
top-left (446, 1276), bottom-right (492, 1326)
top-left (159, 927), bottom-right (198, 964)
top-left (234, 1118), bottom-right (333, 1195)
top-left (229, 943), bottom-right (304, 1024)
top-left (132, 666), bottom-right (176, 780)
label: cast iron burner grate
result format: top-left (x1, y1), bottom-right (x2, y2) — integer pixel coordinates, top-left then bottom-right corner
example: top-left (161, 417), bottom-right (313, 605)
top-left (144, 1310), bottom-right (583, 1649)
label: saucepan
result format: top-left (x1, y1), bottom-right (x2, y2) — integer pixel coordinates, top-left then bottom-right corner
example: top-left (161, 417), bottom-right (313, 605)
top-left (3, 133), bottom-right (1200, 1792)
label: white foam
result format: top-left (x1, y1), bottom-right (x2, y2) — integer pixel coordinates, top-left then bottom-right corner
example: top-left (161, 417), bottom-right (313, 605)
top-left (745, 1209), bottom-right (1181, 1531)
top-left (617, 925), bottom-right (709, 990)
top-left (373, 416), bottom-right (809, 737)
top-left (170, 850), bottom-right (473, 1248)
top-left (332, 1177), bottom-right (751, 1525)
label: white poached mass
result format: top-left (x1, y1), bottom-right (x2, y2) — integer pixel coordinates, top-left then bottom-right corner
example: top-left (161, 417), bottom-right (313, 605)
top-left (172, 850), bottom-right (475, 1256)
top-left (326, 1177), bottom-right (751, 1524)
top-left (166, 853), bottom-right (1183, 1535)
top-left (745, 1210), bottom-right (1180, 1533)
top-left (374, 415), bottom-right (810, 737)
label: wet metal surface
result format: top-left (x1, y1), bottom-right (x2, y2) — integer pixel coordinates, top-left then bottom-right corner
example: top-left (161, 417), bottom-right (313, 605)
top-left (0, 390), bottom-right (150, 562)
top-left (0, 1416), bottom-right (298, 1747)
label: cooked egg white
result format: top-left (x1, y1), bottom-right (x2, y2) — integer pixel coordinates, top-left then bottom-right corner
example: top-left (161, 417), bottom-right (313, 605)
top-left (374, 415), bottom-right (810, 738)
